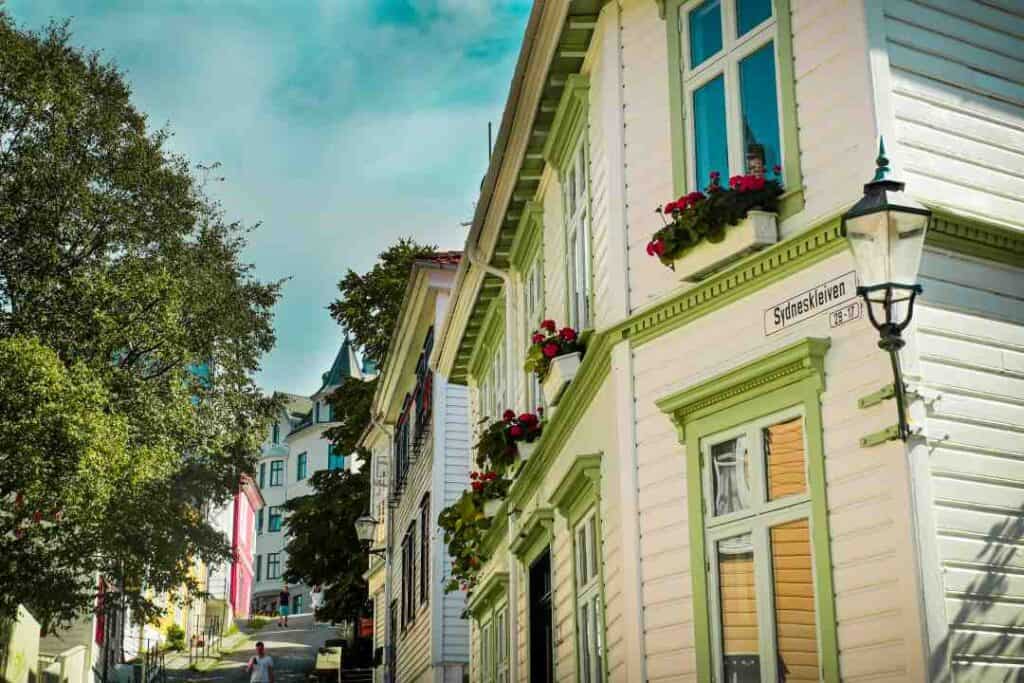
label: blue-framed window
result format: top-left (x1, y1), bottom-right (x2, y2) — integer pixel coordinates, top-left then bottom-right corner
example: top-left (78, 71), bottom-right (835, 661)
top-left (259, 462), bottom-right (266, 488)
top-left (328, 445), bottom-right (345, 471)
top-left (297, 452), bottom-right (308, 480)
top-left (256, 508), bottom-right (264, 535)
top-left (268, 506), bottom-right (283, 532)
top-left (270, 460), bottom-right (284, 486)
top-left (272, 422), bottom-right (280, 444)
top-left (267, 553), bottom-right (281, 579)
top-left (255, 554), bottom-right (262, 582)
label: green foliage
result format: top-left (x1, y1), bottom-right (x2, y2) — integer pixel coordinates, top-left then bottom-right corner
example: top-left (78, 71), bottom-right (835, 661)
top-left (650, 175), bottom-right (783, 264)
top-left (523, 323), bottom-right (585, 380)
top-left (323, 375), bottom-right (378, 454)
top-left (165, 624), bottom-right (186, 652)
top-left (0, 14), bottom-right (281, 630)
top-left (283, 457), bottom-right (370, 624)
top-left (328, 238), bottom-right (435, 366)
top-left (437, 491), bottom-right (490, 593)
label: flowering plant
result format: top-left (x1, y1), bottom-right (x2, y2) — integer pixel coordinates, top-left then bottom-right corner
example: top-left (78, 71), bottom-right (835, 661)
top-left (524, 320), bottom-right (584, 379)
top-left (470, 469), bottom-right (511, 502)
top-left (474, 409), bottom-right (544, 473)
top-left (647, 169), bottom-right (783, 266)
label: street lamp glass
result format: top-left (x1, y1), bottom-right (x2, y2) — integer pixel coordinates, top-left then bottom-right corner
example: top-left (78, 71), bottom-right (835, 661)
top-left (354, 514), bottom-right (378, 545)
top-left (844, 201), bottom-right (929, 289)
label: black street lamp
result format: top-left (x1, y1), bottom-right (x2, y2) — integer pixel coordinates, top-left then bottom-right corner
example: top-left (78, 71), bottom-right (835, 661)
top-left (354, 514), bottom-right (386, 558)
top-left (842, 140), bottom-right (931, 441)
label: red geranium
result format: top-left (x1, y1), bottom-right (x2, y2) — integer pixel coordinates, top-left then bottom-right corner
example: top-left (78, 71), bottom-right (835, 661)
top-left (540, 319), bottom-right (556, 332)
top-left (542, 342), bottom-right (559, 358)
top-left (559, 327), bottom-right (577, 342)
top-left (509, 425), bottom-right (523, 438)
top-left (531, 332), bottom-right (545, 344)
top-left (502, 409), bottom-right (515, 422)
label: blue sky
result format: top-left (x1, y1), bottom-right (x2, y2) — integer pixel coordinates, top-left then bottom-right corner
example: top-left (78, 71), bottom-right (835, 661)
top-left (7, 0), bottom-right (530, 394)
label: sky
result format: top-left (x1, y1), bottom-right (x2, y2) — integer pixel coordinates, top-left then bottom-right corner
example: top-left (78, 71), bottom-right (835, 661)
top-left (6, 0), bottom-right (531, 395)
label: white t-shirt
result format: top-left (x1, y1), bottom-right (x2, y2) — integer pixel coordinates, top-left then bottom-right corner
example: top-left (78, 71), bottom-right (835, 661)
top-left (249, 655), bottom-right (273, 682)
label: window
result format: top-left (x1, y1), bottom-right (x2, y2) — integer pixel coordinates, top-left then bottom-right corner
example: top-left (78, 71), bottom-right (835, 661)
top-left (328, 444), bottom-right (345, 471)
top-left (401, 521), bottom-right (417, 629)
top-left (563, 136), bottom-right (592, 330)
top-left (297, 452), bottom-right (308, 481)
top-left (268, 506), bottom-right (283, 533)
top-left (419, 495), bottom-right (430, 604)
top-left (394, 399), bottom-right (411, 487)
top-left (574, 510), bottom-right (604, 683)
top-left (528, 550), bottom-right (554, 683)
top-left (255, 554), bottom-right (262, 582)
top-left (256, 508), bottom-right (264, 535)
top-left (479, 339), bottom-right (507, 424)
top-left (315, 402), bottom-right (320, 423)
top-left (678, 0), bottom-right (782, 189)
top-left (270, 460), bottom-right (284, 487)
top-left (272, 422), bottom-right (280, 444)
top-left (259, 462), bottom-right (266, 488)
top-left (702, 410), bottom-right (819, 681)
top-left (523, 257), bottom-right (545, 412)
top-left (266, 553), bottom-right (281, 580)
top-left (293, 595), bottom-right (303, 614)
top-left (495, 607), bottom-right (510, 683)
top-left (480, 620), bottom-right (493, 683)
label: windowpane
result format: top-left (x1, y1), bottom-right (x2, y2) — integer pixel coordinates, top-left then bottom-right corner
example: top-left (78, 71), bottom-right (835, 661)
top-left (591, 595), bottom-right (603, 682)
top-left (587, 515), bottom-right (599, 581)
top-left (579, 603), bottom-right (592, 683)
top-left (693, 76), bottom-right (729, 188)
top-left (716, 533), bottom-right (760, 681)
top-left (739, 42), bottom-right (781, 178)
top-left (688, 0), bottom-right (723, 68)
top-left (764, 417), bottom-right (807, 500)
top-left (770, 519), bottom-right (819, 681)
top-left (711, 435), bottom-right (751, 516)
top-left (577, 527), bottom-right (589, 585)
top-left (736, 0), bottom-right (772, 37)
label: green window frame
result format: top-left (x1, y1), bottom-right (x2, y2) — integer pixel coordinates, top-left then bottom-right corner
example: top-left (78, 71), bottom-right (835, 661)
top-left (259, 462), bottom-right (266, 488)
top-left (268, 506), bottom-right (283, 533)
top-left (255, 554), bottom-right (262, 582)
top-left (665, 0), bottom-right (804, 219)
top-left (266, 552), bottom-right (281, 580)
top-left (658, 337), bottom-right (838, 681)
top-left (297, 452), bottom-right (308, 481)
top-left (269, 460), bottom-right (284, 487)
top-left (467, 572), bottom-right (511, 683)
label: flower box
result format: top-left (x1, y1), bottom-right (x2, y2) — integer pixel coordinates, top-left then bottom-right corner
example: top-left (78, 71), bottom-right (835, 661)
top-left (517, 441), bottom-right (537, 462)
top-left (483, 499), bottom-right (502, 517)
top-left (542, 352), bottom-right (582, 406)
top-left (674, 210), bottom-right (777, 282)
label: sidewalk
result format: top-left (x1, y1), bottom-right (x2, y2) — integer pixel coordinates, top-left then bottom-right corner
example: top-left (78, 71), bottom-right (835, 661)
top-left (164, 623), bottom-right (260, 676)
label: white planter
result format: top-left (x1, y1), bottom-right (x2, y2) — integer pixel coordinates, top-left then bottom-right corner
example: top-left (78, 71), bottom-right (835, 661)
top-left (542, 352), bottom-right (582, 406)
top-left (484, 499), bottom-right (502, 517)
top-left (674, 210), bottom-right (778, 282)
top-left (517, 441), bottom-right (537, 462)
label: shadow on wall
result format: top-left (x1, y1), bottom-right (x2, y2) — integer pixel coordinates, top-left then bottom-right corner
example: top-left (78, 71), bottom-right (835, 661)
top-left (928, 503), bottom-right (1024, 679)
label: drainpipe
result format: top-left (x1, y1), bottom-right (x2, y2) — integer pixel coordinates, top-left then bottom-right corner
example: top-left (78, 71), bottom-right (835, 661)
top-left (467, 248), bottom-right (518, 410)
top-left (369, 414), bottom-right (395, 683)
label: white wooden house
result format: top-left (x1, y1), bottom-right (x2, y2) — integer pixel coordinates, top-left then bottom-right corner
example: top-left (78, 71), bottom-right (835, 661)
top-left (361, 253), bottom-right (473, 683)
top-left (428, 1), bottom-right (1023, 682)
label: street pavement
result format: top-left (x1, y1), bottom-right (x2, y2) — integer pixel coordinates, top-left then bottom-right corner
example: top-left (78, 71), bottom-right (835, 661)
top-left (168, 614), bottom-right (335, 683)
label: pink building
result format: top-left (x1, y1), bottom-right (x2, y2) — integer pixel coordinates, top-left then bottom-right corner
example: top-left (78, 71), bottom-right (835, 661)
top-left (229, 475), bottom-right (263, 618)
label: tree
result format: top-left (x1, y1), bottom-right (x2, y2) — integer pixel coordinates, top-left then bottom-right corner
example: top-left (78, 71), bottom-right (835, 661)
top-left (323, 375), bottom-right (377, 455)
top-left (283, 455), bottom-right (371, 624)
top-left (0, 14), bottom-right (281, 630)
top-left (328, 238), bottom-right (435, 367)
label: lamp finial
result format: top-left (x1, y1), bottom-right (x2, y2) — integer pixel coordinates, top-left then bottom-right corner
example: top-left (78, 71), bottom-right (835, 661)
top-left (873, 137), bottom-right (891, 182)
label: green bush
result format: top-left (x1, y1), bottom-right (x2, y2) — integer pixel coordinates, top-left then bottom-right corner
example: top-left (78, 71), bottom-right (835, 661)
top-left (165, 623), bottom-right (186, 651)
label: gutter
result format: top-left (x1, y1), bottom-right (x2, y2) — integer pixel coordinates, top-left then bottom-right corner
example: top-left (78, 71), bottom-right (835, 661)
top-left (466, 248), bottom-right (517, 408)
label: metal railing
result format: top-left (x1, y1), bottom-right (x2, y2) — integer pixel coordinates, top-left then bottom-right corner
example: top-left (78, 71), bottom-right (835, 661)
top-left (187, 615), bottom-right (223, 666)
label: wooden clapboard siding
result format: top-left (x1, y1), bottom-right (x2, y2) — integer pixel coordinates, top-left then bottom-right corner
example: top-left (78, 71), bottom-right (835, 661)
top-left (771, 519), bottom-right (819, 682)
top-left (441, 382), bottom-right (472, 663)
top-left (766, 418), bottom-right (808, 501)
top-left (633, 252), bottom-right (928, 682)
top-left (913, 249), bottom-right (1024, 681)
top-left (883, 0), bottom-right (1024, 227)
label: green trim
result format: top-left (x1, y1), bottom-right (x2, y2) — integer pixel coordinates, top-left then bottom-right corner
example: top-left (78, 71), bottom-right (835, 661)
top-left (468, 295), bottom-right (506, 381)
top-left (543, 74), bottom-right (590, 171)
top-left (549, 453), bottom-right (602, 526)
top-left (466, 571), bottom-right (509, 619)
top-left (511, 507), bottom-right (554, 564)
top-left (509, 201), bottom-right (545, 272)
top-left (860, 424), bottom-right (900, 448)
top-left (927, 210), bottom-right (1024, 269)
top-left (659, 337), bottom-right (838, 683)
top-left (664, 0), bottom-right (805, 219)
top-left (629, 217), bottom-right (847, 348)
top-left (858, 383), bottom-right (895, 409)
top-left (480, 505), bottom-right (507, 559)
top-left (509, 329), bottom-right (616, 510)
top-left (775, 0), bottom-right (805, 218)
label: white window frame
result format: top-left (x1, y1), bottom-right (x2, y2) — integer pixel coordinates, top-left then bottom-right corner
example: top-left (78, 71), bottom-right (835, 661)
top-left (678, 0), bottom-right (782, 190)
top-left (562, 134), bottom-right (592, 331)
top-left (700, 406), bottom-right (822, 682)
top-left (574, 509), bottom-right (604, 683)
top-left (523, 255), bottom-right (545, 413)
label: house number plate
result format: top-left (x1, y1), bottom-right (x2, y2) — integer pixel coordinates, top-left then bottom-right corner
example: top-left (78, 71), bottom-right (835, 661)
top-left (828, 300), bottom-right (862, 328)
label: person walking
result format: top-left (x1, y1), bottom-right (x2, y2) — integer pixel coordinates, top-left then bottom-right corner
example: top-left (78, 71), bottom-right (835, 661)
top-left (309, 584), bottom-right (323, 625)
top-left (277, 583), bottom-right (291, 627)
top-left (247, 641), bottom-right (274, 683)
